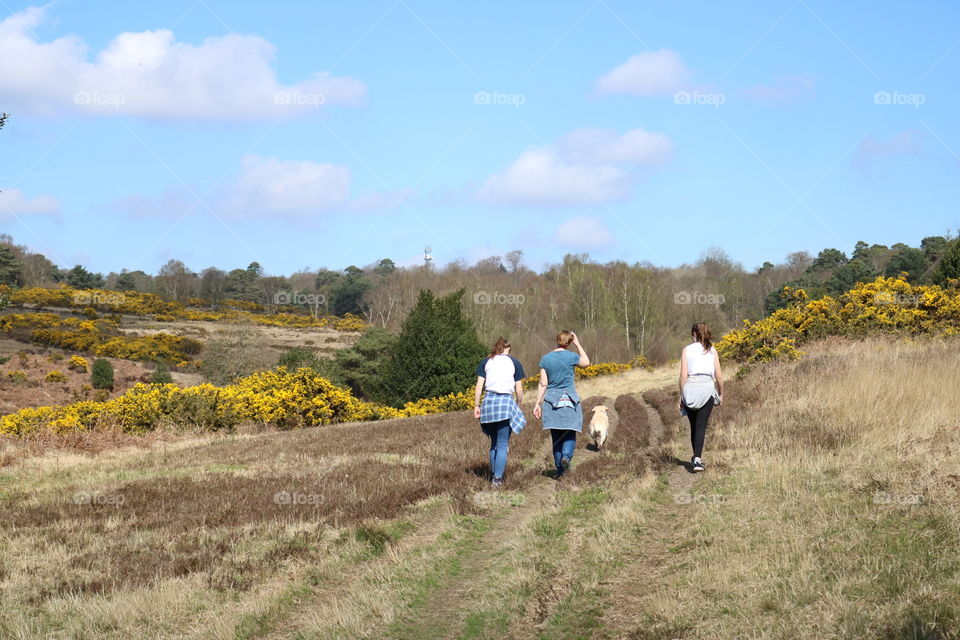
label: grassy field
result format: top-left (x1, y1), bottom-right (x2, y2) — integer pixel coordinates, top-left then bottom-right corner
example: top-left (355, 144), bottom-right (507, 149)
top-left (0, 311), bottom-right (360, 414)
top-left (0, 339), bottom-right (958, 639)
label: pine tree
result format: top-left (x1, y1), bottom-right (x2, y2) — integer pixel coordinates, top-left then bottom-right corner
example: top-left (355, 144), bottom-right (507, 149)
top-left (91, 358), bottom-right (114, 390)
top-left (379, 289), bottom-right (485, 407)
top-left (933, 239), bottom-right (960, 285)
top-left (0, 245), bottom-right (22, 286)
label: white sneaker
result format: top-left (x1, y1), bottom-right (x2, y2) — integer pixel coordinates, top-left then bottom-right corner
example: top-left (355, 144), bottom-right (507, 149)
top-left (692, 457), bottom-right (705, 472)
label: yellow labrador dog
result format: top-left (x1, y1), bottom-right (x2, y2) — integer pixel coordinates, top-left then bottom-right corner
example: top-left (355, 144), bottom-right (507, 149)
top-left (589, 405), bottom-right (609, 452)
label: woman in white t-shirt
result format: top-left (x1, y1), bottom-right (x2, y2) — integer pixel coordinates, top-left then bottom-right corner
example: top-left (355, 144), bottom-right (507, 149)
top-left (473, 337), bottom-right (526, 487)
top-left (678, 322), bottom-right (724, 472)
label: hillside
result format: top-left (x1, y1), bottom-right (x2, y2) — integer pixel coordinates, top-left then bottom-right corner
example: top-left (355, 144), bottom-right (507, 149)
top-left (1, 339), bottom-right (957, 639)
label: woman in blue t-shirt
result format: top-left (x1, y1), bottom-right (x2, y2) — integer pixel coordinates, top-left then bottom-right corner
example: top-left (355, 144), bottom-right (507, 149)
top-left (474, 337), bottom-right (526, 487)
top-left (533, 330), bottom-right (590, 478)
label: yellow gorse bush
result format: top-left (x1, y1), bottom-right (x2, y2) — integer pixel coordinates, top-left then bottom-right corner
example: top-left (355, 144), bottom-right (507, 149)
top-left (68, 355), bottom-right (89, 372)
top-left (716, 275), bottom-right (960, 362)
top-left (23, 320), bottom-right (201, 366)
top-left (7, 286), bottom-right (366, 331)
top-left (0, 355), bottom-right (645, 437)
top-left (2, 367), bottom-right (418, 436)
top-left (520, 355), bottom-right (653, 389)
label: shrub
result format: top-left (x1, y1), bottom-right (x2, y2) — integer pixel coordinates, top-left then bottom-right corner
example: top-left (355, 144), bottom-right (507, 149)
top-left (46, 370), bottom-right (67, 383)
top-left (95, 333), bottom-right (201, 365)
top-left (150, 362), bottom-right (174, 384)
top-left (91, 358), bottom-right (114, 390)
top-left (716, 276), bottom-right (960, 362)
top-left (278, 347), bottom-right (321, 370)
top-left (68, 355), bottom-right (89, 372)
top-left (379, 289), bottom-right (485, 407)
top-left (0, 356), bottom-right (642, 436)
top-left (330, 327), bottom-right (397, 401)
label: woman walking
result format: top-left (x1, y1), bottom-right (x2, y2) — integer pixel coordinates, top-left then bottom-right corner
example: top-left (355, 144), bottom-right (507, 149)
top-left (474, 337), bottom-right (526, 487)
top-left (679, 322), bottom-right (724, 472)
top-left (533, 330), bottom-right (590, 478)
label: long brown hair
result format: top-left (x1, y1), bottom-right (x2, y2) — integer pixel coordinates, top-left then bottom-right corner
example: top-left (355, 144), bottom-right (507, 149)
top-left (691, 322), bottom-right (712, 353)
top-left (489, 336), bottom-right (511, 358)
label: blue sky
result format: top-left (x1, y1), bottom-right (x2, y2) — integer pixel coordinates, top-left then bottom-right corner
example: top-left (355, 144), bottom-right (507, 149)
top-left (0, 0), bottom-right (957, 276)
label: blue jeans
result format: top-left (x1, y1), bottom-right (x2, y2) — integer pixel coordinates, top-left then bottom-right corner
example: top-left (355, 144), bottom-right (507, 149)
top-left (550, 429), bottom-right (577, 470)
top-left (481, 420), bottom-right (511, 480)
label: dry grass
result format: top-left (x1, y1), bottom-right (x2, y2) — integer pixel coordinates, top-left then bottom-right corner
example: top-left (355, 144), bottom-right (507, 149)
top-left (4, 341), bottom-right (956, 639)
top-left (605, 337), bottom-right (960, 639)
top-left (0, 362), bottom-right (671, 639)
top-left (0, 351), bottom-right (153, 415)
top-left (0, 402), bottom-right (561, 637)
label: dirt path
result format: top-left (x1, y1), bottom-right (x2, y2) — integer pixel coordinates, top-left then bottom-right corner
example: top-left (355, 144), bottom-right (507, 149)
top-left (643, 394), bottom-right (697, 492)
top-left (253, 374), bottom-right (687, 640)
top-left (597, 394), bottom-right (703, 636)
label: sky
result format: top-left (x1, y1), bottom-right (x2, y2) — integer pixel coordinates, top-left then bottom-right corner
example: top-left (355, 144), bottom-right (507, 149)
top-left (0, 0), bottom-right (957, 277)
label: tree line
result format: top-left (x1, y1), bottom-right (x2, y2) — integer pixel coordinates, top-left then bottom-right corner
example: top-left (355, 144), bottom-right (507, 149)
top-left (1, 233), bottom-right (958, 367)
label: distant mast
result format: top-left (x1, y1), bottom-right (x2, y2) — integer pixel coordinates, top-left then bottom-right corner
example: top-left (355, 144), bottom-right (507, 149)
top-left (423, 246), bottom-right (433, 270)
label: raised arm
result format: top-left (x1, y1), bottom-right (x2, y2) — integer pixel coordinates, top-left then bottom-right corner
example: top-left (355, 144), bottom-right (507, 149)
top-left (570, 332), bottom-right (590, 367)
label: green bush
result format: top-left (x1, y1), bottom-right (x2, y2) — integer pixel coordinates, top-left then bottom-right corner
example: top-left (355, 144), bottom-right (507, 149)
top-left (379, 289), bottom-right (485, 407)
top-left (91, 358), bottom-right (114, 390)
top-left (277, 346), bottom-right (345, 388)
top-left (332, 327), bottom-right (396, 402)
top-left (150, 361), bottom-right (174, 384)
top-left (278, 346), bottom-right (321, 370)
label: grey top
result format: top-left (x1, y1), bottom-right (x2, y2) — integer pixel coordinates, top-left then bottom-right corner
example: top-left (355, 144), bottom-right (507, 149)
top-left (680, 373), bottom-right (719, 414)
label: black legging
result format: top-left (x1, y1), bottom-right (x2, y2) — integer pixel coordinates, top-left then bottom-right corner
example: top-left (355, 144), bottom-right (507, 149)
top-left (686, 397), bottom-right (714, 458)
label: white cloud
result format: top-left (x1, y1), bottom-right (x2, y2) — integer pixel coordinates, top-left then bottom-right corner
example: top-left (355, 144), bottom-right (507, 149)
top-left (221, 155), bottom-right (352, 218)
top-left (479, 149), bottom-right (629, 206)
top-left (555, 217), bottom-right (614, 249)
top-left (110, 155), bottom-right (414, 220)
top-left (478, 127), bottom-right (673, 206)
top-left (0, 7), bottom-right (366, 121)
top-left (739, 74), bottom-right (816, 104)
top-left (594, 49), bottom-right (691, 97)
top-left (853, 129), bottom-right (921, 173)
top-left (555, 127), bottom-right (673, 165)
top-left (0, 187), bottom-right (61, 219)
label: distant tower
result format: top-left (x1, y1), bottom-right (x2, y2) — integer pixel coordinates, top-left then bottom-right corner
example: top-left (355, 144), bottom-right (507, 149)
top-left (423, 246), bottom-right (433, 269)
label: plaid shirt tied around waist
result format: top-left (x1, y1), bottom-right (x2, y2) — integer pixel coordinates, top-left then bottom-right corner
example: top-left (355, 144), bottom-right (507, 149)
top-left (480, 392), bottom-right (527, 434)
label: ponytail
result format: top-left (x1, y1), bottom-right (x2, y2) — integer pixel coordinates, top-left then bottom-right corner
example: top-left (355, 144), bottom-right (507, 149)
top-left (489, 336), bottom-right (510, 358)
top-left (691, 322), bottom-right (712, 353)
